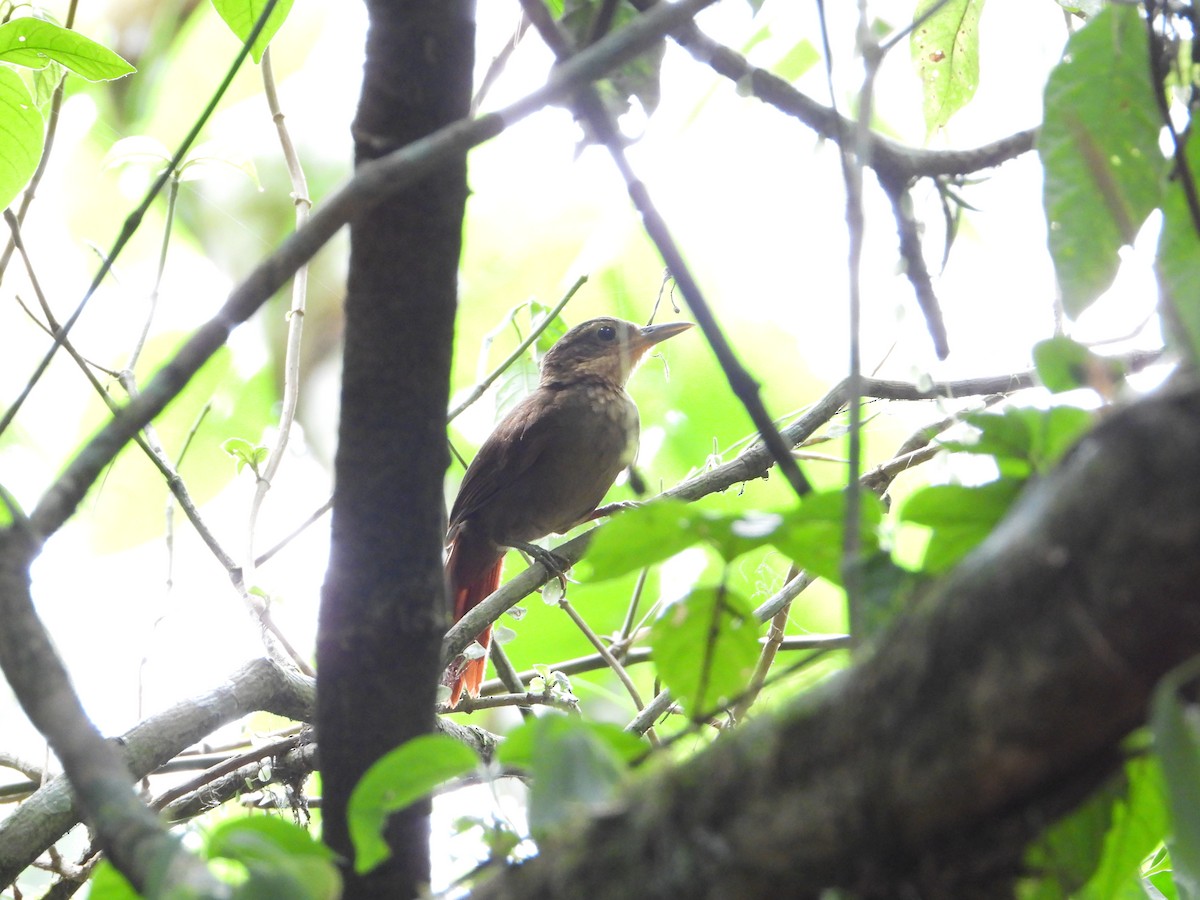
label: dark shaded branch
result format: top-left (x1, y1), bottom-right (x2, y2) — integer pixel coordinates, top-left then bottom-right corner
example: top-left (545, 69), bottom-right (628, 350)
top-left (470, 379), bottom-right (1200, 899)
top-left (316, 2), bottom-right (475, 894)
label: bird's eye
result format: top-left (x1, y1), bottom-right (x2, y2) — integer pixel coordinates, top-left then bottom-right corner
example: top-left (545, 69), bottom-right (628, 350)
top-left (597, 325), bottom-right (616, 341)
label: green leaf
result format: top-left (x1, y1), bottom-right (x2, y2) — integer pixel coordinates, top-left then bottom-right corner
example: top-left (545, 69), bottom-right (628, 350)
top-left (770, 489), bottom-right (885, 587)
top-left (910, 0), bottom-right (984, 133)
top-left (348, 734), bottom-right (478, 875)
top-left (0, 18), bottom-right (134, 81)
top-left (577, 498), bottom-right (703, 581)
top-left (496, 714), bottom-right (640, 837)
top-left (1039, 3), bottom-right (1166, 318)
top-left (1157, 136), bottom-right (1200, 366)
top-left (951, 407), bottom-right (1094, 476)
top-left (527, 301), bottom-right (569, 355)
top-left (1028, 406), bottom-right (1094, 471)
top-left (0, 483), bottom-right (20, 527)
top-left (1079, 755), bottom-right (1170, 900)
top-left (1023, 770), bottom-right (1125, 899)
top-left (1034, 336), bottom-right (1126, 395)
top-left (774, 38), bottom-right (819, 82)
top-left (86, 862), bottom-right (140, 899)
top-left (211, 0), bottom-right (295, 64)
top-left (857, 551), bottom-right (921, 637)
top-left (0, 67), bottom-right (43, 211)
top-left (649, 585), bottom-right (760, 718)
top-left (1152, 659), bottom-right (1200, 898)
top-left (222, 437), bottom-right (270, 476)
top-left (206, 817), bottom-right (340, 900)
top-left (900, 478), bottom-right (1024, 573)
top-left (950, 408), bottom-right (1033, 472)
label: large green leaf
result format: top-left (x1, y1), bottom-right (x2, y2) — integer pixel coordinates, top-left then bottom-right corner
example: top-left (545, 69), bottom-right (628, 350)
top-left (496, 714), bottom-right (641, 837)
top-left (348, 734), bottom-right (478, 875)
top-left (206, 816), bottom-right (340, 900)
top-left (576, 498), bottom-right (703, 581)
top-left (649, 585), bottom-right (760, 718)
top-left (1021, 754), bottom-right (1168, 899)
top-left (900, 478), bottom-right (1024, 573)
top-left (1039, 3), bottom-right (1165, 318)
top-left (770, 489), bottom-right (884, 587)
top-left (0, 67), bottom-right (43, 211)
top-left (910, 0), bottom-right (984, 133)
top-left (0, 18), bottom-right (134, 81)
top-left (944, 407), bottom-right (1095, 477)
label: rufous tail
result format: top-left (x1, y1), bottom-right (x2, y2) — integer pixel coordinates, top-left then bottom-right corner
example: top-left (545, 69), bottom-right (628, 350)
top-left (445, 531), bottom-right (504, 708)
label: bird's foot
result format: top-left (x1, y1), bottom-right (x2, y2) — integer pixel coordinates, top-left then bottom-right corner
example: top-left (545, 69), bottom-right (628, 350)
top-left (590, 500), bottom-right (642, 519)
top-left (513, 542), bottom-right (571, 588)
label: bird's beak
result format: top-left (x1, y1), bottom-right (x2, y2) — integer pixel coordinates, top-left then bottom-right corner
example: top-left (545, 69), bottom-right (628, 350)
top-left (636, 321), bottom-right (693, 350)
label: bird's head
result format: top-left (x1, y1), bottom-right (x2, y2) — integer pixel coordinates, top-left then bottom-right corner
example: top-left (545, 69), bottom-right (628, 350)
top-left (540, 317), bottom-right (693, 388)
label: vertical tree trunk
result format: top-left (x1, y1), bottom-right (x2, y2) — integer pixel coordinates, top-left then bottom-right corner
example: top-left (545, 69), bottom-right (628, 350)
top-left (318, 3), bottom-right (474, 897)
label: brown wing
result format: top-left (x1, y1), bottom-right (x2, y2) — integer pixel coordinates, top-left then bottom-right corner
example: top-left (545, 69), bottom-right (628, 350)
top-left (448, 389), bottom-right (558, 532)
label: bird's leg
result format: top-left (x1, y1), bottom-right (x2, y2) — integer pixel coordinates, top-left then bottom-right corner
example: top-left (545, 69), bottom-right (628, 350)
top-left (512, 541), bottom-right (571, 590)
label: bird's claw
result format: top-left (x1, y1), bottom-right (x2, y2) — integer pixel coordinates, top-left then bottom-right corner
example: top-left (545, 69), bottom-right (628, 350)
top-left (513, 541), bottom-right (571, 588)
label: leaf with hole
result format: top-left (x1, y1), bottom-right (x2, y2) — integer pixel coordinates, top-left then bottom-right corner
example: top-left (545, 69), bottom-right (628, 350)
top-left (910, 0), bottom-right (983, 133)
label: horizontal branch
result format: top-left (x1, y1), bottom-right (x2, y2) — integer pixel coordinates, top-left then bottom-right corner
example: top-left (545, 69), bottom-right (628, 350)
top-left (473, 380), bottom-right (1200, 898)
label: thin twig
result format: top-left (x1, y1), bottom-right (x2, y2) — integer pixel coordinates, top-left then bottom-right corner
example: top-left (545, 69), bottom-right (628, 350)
top-left (0, 0), bottom-right (285, 444)
top-left (243, 45), bottom-right (314, 592)
top-left (0, 0), bottom-right (79, 286)
top-left (28, 0), bottom-right (721, 539)
top-left (440, 691), bottom-right (579, 714)
top-left (448, 275), bottom-right (586, 421)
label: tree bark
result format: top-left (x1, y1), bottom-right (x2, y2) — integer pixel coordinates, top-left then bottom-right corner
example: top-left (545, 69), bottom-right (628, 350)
top-left (317, 2), bottom-right (474, 897)
top-left (473, 382), bottom-right (1200, 899)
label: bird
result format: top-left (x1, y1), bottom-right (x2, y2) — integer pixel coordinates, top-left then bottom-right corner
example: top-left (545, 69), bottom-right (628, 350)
top-left (444, 316), bottom-right (693, 706)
